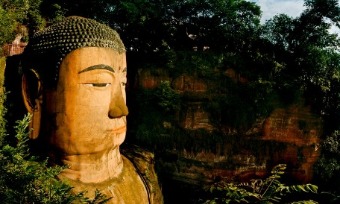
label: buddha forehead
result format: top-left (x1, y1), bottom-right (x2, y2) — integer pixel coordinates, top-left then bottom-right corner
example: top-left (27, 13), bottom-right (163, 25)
top-left (23, 16), bottom-right (126, 87)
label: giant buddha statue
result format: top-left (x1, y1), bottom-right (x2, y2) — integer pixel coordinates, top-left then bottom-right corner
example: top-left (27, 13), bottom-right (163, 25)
top-left (20, 16), bottom-right (163, 203)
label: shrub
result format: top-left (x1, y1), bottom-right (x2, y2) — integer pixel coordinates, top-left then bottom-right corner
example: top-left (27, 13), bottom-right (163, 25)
top-left (202, 164), bottom-right (318, 204)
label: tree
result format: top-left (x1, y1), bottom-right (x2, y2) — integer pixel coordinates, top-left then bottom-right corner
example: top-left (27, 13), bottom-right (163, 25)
top-left (0, 0), bottom-right (30, 49)
top-left (261, 0), bottom-right (340, 130)
top-left (261, 1), bottom-right (340, 197)
top-left (0, 0), bottom-right (65, 55)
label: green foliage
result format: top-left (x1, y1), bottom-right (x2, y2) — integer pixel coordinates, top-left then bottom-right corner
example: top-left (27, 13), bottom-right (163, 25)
top-left (164, 50), bottom-right (225, 79)
top-left (0, 0), bottom-right (44, 45)
top-left (40, 3), bottom-right (65, 24)
top-left (1, 116), bottom-right (71, 203)
top-left (0, 90), bottom-right (7, 146)
top-left (0, 0), bottom-right (30, 43)
top-left (314, 130), bottom-right (340, 192)
top-left (207, 78), bottom-right (277, 131)
top-left (133, 103), bottom-right (166, 146)
top-left (261, 0), bottom-right (340, 129)
top-left (0, 0), bottom-right (65, 54)
top-left (44, 0), bottom-right (262, 56)
top-left (79, 190), bottom-right (112, 204)
top-left (136, 81), bottom-right (180, 115)
top-left (132, 82), bottom-right (181, 148)
top-left (202, 164), bottom-right (318, 204)
top-left (153, 81), bottom-right (180, 113)
top-left (0, 115), bottom-right (76, 203)
top-left (0, 57), bottom-right (5, 88)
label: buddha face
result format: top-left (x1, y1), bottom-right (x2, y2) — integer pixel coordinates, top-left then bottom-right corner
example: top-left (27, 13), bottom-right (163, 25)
top-left (43, 47), bottom-right (128, 155)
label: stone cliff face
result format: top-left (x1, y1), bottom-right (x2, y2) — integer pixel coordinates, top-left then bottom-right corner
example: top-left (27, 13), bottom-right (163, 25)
top-left (261, 105), bottom-right (321, 183)
top-left (172, 75), bottom-right (215, 131)
top-left (134, 67), bottom-right (323, 190)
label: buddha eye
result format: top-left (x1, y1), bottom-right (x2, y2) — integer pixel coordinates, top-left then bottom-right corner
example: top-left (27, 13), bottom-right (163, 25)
top-left (94, 83), bottom-right (111, 87)
top-left (121, 82), bottom-right (127, 86)
top-left (84, 83), bottom-right (111, 87)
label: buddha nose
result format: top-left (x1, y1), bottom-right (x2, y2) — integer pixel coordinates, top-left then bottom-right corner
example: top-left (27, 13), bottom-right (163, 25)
top-left (108, 86), bottom-right (129, 118)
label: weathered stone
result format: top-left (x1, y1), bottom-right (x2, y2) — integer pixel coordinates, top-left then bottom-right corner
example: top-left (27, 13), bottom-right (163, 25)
top-left (136, 66), bottom-right (323, 199)
top-left (138, 68), bottom-right (170, 89)
top-left (172, 75), bottom-right (207, 93)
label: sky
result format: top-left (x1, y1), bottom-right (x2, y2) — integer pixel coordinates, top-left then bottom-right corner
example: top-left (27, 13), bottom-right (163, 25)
top-left (250, 0), bottom-right (340, 34)
top-left (251, 0), bottom-right (305, 23)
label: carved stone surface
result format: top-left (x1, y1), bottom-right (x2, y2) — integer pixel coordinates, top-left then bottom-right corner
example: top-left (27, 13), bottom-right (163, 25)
top-left (179, 102), bottom-right (215, 131)
top-left (20, 16), bottom-right (163, 203)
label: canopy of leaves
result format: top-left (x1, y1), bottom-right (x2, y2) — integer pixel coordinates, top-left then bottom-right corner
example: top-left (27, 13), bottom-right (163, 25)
top-left (0, 0), bottom-right (42, 45)
top-left (261, 0), bottom-right (340, 131)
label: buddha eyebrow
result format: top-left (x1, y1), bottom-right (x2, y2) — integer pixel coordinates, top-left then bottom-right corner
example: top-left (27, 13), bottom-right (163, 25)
top-left (78, 64), bottom-right (115, 74)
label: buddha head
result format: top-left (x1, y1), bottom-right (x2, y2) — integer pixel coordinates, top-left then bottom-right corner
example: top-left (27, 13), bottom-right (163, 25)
top-left (21, 16), bottom-right (129, 160)
top-left (20, 17), bottom-right (163, 203)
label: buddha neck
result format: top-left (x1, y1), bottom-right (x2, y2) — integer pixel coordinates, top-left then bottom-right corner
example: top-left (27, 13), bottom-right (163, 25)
top-left (56, 147), bottom-right (123, 183)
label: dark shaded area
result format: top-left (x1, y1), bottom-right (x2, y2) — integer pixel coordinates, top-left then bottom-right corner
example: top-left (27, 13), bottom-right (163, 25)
top-left (3, 55), bottom-right (27, 145)
top-left (160, 177), bottom-right (204, 204)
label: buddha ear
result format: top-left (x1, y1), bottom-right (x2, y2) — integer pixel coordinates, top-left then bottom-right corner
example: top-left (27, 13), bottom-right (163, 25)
top-left (21, 69), bottom-right (43, 139)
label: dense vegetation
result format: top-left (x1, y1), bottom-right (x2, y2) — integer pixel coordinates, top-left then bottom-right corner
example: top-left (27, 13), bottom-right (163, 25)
top-left (202, 164), bottom-right (319, 204)
top-left (1, 0), bottom-right (340, 203)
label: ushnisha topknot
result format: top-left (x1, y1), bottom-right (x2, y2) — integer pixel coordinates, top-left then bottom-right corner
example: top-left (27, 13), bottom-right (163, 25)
top-left (23, 16), bottom-right (126, 88)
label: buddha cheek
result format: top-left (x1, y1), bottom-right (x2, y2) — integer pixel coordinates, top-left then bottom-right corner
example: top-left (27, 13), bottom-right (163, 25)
top-left (75, 107), bottom-right (107, 134)
top-left (71, 107), bottom-right (123, 152)
top-left (75, 91), bottom-right (111, 130)
top-left (49, 106), bottom-right (101, 153)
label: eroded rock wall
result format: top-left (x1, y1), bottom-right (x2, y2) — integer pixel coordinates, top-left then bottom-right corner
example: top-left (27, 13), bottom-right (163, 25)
top-left (135, 67), bottom-right (323, 187)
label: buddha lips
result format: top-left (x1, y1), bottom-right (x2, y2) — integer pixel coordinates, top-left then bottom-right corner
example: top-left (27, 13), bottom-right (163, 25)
top-left (110, 126), bottom-right (127, 134)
